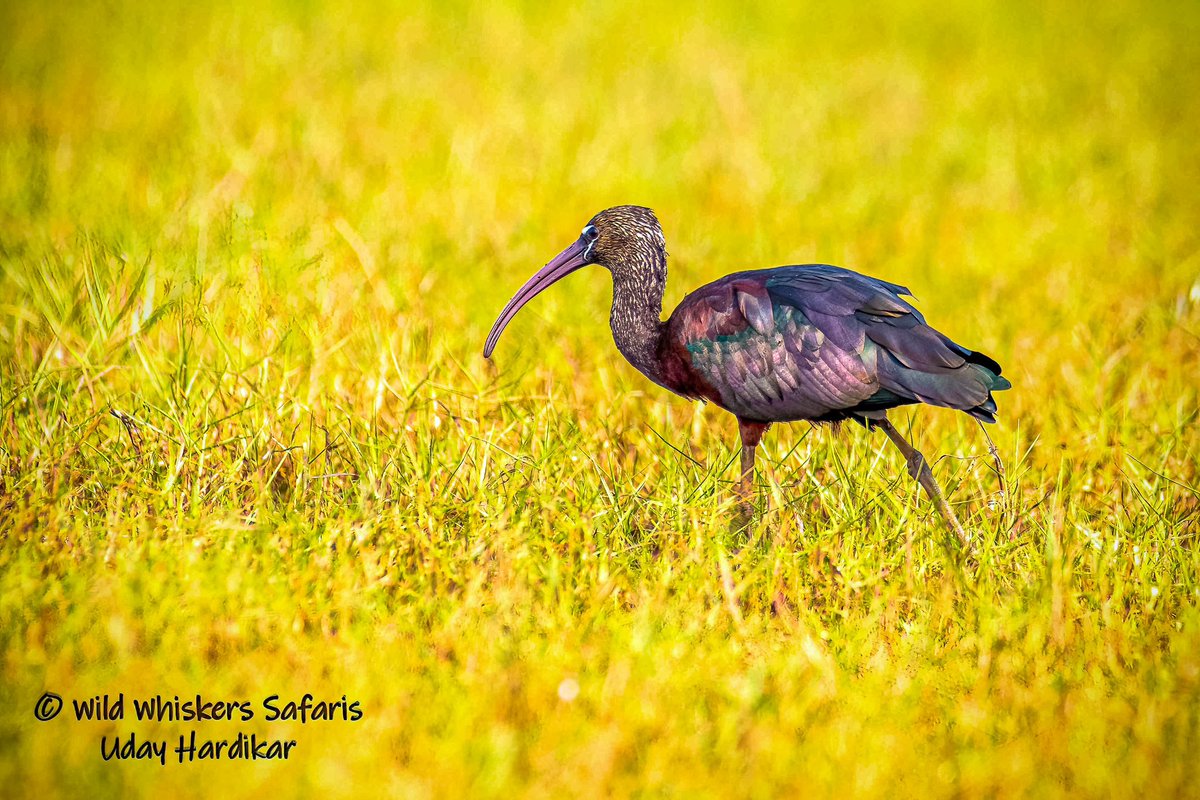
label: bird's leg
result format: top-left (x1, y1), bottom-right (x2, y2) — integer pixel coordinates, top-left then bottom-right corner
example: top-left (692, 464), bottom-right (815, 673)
top-left (877, 418), bottom-right (971, 549)
top-left (736, 420), bottom-right (769, 519)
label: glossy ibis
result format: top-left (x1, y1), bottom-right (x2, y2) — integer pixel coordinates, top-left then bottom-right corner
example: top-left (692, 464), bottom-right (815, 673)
top-left (484, 206), bottom-right (1011, 545)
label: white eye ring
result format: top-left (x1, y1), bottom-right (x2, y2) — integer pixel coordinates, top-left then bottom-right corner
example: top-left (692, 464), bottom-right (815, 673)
top-left (581, 225), bottom-right (599, 260)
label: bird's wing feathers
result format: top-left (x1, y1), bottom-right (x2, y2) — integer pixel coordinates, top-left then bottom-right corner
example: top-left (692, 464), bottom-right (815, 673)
top-left (670, 267), bottom-right (880, 420)
top-left (766, 266), bottom-right (1006, 417)
top-left (765, 267), bottom-right (967, 370)
top-left (733, 281), bottom-right (775, 337)
top-left (668, 265), bottom-right (1008, 423)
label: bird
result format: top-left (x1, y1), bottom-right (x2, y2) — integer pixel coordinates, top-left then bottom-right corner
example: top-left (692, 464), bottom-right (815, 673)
top-left (483, 205), bottom-right (1011, 545)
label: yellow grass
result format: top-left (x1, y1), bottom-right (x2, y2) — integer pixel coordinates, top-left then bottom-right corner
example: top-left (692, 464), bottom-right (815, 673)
top-left (1, 0), bottom-right (1198, 797)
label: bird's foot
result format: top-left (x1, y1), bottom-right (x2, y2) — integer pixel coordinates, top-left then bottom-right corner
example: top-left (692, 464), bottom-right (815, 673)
top-left (730, 499), bottom-right (756, 534)
top-left (907, 450), bottom-right (972, 551)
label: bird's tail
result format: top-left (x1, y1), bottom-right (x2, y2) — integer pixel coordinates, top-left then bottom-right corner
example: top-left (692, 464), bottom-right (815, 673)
top-left (876, 346), bottom-right (1012, 423)
top-left (961, 350), bottom-right (1012, 423)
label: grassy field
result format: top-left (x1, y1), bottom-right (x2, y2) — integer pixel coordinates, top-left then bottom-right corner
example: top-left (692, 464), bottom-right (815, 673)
top-left (2, 0), bottom-right (1199, 796)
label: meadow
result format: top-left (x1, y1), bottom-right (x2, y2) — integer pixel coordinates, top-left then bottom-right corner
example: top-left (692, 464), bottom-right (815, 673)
top-left (1, 0), bottom-right (1198, 796)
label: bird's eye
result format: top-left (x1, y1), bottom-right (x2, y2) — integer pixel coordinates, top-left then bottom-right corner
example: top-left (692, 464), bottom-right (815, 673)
top-left (581, 224), bottom-right (598, 242)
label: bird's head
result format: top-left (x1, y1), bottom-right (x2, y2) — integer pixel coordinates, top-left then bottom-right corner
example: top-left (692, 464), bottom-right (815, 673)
top-left (483, 205), bottom-right (666, 357)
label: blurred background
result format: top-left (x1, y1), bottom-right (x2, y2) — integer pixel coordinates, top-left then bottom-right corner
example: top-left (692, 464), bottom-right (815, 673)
top-left (3, 0), bottom-right (1196, 380)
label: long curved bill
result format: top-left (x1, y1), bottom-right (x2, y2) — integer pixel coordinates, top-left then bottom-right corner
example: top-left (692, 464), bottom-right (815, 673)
top-left (483, 238), bottom-right (588, 357)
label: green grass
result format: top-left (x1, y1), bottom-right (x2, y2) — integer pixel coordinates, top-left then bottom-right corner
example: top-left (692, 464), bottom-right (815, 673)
top-left (2, 0), bottom-right (1199, 797)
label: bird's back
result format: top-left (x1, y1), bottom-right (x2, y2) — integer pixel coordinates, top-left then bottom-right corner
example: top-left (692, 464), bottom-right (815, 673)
top-left (660, 265), bottom-right (1010, 424)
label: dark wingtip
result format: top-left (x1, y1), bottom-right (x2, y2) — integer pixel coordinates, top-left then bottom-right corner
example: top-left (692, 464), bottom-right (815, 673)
top-left (968, 406), bottom-right (999, 423)
top-left (966, 349), bottom-right (1004, 377)
top-left (965, 349), bottom-right (1011, 397)
top-left (967, 387), bottom-right (1005, 423)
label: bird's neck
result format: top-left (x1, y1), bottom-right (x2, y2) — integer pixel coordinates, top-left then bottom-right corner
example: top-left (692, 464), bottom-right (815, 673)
top-left (609, 260), bottom-right (668, 389)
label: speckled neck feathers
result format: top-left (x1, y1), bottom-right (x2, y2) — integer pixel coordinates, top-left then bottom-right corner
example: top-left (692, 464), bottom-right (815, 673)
top-left (586, 206), bottom-right (671, 389)
top-left (609, 253), bottom-right (668, 388)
